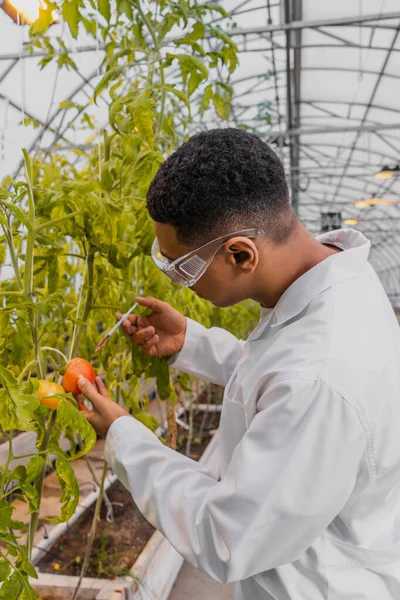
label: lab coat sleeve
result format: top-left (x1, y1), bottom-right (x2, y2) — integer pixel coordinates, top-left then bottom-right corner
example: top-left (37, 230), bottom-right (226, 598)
top-left (104, 377), bottom-right (366, 584)
top-left (170, 318), bottom-right (245, 386)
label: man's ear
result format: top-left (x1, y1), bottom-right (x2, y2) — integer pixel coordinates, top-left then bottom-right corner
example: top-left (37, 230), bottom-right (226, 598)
top-left (224, 237), bottom-right (259, 273)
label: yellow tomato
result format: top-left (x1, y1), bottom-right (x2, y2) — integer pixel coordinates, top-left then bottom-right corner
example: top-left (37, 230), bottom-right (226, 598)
top-left (36, 380), bottom-right (65, 410)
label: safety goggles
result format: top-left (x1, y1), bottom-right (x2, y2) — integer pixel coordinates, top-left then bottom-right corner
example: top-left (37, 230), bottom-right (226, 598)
top-left (151, 228), bottom-right (265, 287)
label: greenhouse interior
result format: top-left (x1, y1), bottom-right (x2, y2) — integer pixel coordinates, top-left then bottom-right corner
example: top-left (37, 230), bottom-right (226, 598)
top-left (1, 1), bottom-right (400, 599)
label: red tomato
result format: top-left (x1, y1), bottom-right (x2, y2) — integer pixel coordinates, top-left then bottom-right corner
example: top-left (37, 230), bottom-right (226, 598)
top-left (36, 380), bottom-right (65, 410)
top-left (63, 358), bottom-right (96, 396)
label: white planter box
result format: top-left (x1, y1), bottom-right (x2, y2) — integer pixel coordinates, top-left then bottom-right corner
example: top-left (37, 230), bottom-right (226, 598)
top-left (32, 573), bottom-right (128, 599)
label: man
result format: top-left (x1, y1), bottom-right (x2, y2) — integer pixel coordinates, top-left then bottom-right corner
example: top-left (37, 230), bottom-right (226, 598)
top-left (78, 129), bottom-right (400, 599)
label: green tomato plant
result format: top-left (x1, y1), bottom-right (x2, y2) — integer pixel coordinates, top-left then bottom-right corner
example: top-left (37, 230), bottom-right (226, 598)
top-left (0, 1), bottom-right (262, 596)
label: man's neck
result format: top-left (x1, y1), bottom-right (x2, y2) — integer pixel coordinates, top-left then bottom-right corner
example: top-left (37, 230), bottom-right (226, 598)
top-left (252, 224), bottom-right (342, 308)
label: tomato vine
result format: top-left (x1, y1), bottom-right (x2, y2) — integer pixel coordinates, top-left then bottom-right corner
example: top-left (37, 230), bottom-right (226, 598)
top-left (0, 1), bottom-right (260, 596)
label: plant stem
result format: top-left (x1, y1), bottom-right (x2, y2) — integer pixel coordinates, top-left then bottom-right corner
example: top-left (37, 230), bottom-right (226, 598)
top-left (22, 150), bottom-right (36, 299)
top-left (35, 210), bottom-right (83, 233)
top-left (41, 346), bottom-right (69, 365)
top-left (1, 224), bottom-right (23, 291)
top-left (0, 433), bottom-right (14, 493)
top-left (27, 410), bottom-right (57, 559)
top-left (32, 315), bottom-right (45, 380)
top-left (185, 395), bottom-right (195, 457)
top-left (135, 2), bottom-right (167, 136)
top-left (0, 290), bottom-right (24, 296)
top-left (18, 359), bottom-right (38, 382)
top-left (198, 382), bottom-right (211, 442)
top-left (11, 452), bottom-right (40, 460)
top-left (84, 456), bottom-right (114, 522)
top-left (72, 460), bottom-right (108, 600)
top-left (70, 247), bottom-right (95, 358)
top-left (166, 400), bottom-right (177, 450)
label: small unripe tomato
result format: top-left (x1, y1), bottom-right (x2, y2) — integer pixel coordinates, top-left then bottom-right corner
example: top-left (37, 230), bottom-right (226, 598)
top-left (36, 380), bottom-right (65, 410)
top-left (63, 358), bottom-right (96, 396)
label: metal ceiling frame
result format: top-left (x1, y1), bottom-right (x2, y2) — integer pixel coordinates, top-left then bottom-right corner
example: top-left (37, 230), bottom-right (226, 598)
top-left (226, 10), bottom-right (400, 36)
top-left (329, 24), bottom-right (400, 205)
top-left (1, 1), bottom-right (400, 302)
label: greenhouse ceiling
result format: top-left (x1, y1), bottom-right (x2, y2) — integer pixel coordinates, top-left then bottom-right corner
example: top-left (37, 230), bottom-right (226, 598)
top-left (1, 0), bottom-right (400, 305)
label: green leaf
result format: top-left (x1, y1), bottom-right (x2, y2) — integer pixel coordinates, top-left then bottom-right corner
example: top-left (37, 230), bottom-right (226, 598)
top-left (47, 457), bottom-right (79, 523)
top-left (202, 2), bottom-right (229, 18)
top-left (62, 180), bottom-right (98, 195)
top-left (52, 400), bottom-right (96, 459)
top-left (155, 84), bottom-right (190, 112)
top-left (210, 25), bottom-right (238, 49)
top-left (149, 357), bottom-right (174, 401)
top-left (30, 3), bottom-right (55, 36)
top-left (188, 70), bottom-right (203, 96)
top-left (62, 0), bottom-right (81, 39)
top-left (135, 413), bottom-right (159, 433)
top-left (8, 465), bottom-right (27, 482)
top-left (81, 15), bottom-right (96, 35)
top-left (175, 21), bottom-right (205, 45)
top-left (108, 243), bottom-right (137, 269)
top-left (39, 52), bottom-right (55, 70)
top-left (213, 91), bottom-right (231, 120)
top-left (0, 560), bottom-right (11, 582)
top-left (57, 52), bottom-right (78, 71)
top-left (0, 571), bottom-right (22, 599)
top-left (20, 483), bottom-right (39, 513)
top-left (101, 164), bottom-right (114, 193)
top-left (200, 84), bottom-right (213, 115)
top-left (26, 455), bottom-right (45, 484)
top-left (0, 368), bottom-right (39, 433)
top-left (157, 14), bottom-right (179, 41)
top-left (0, 500), bottom-right (14, 533)
top-left (98, 0), bottom-right (111, 21)
top-left (94, 65), bottom-right (125, 104)
top-left (165, 53), bottom-right (208, 86)
top-left (18, 559), bottom-right (37, 580)
top-left (8, 520), bottom-right (25, 531)
top-left (0, 200), bottom-right (32, 232)
top-left (116, 0), bottom-right (132, 19)
top-left (48, 253), bottom-right (59, 294)
top-left (128, 94), bottom-right (155, 148)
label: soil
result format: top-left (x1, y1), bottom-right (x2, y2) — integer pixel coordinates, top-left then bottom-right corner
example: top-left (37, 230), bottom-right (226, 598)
top-left (38, 480), bottom-right (155, 579)
top-left (176, 384), bottom-right (222, 459)
top-left (38, 384), bottom-right (223, 581)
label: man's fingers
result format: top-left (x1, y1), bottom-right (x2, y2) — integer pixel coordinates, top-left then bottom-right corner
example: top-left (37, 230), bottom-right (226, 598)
top-left (77, 378), bottom-right (109, 409)
top-left (137, 315), bottom-right (150, 329)
top-left (75, 393), bottom-right (87, 411)
top-left (142, 334), bottom-right (159, 355)
top-left (116, 312), bottom-right (138, 326)
top-left (95, 376), bottom-right (109, 397)
top-left (121, 320), bottom-right (135, 337)
top-left (117, 313), bottom-right (139, 337)
top-left (132, 326), bottom-right (155, 345)
top-left (136, 296), bottom-right (168, 315)
top-left (79, 408), bottom-right (102, 432)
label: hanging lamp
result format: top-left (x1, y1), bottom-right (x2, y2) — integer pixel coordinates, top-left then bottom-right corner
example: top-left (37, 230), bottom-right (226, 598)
top-left (373, 165), bottom-right (400, 179)
top-left (1, 0), bottom-right (46, 24)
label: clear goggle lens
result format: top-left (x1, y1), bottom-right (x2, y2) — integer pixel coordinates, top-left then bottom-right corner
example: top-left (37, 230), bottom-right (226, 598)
top-left (151, 228), bottom-right (264, 288)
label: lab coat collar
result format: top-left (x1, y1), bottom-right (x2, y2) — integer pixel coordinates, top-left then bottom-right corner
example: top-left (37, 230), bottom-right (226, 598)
top-left (248, 229), bottom-right (371, 341)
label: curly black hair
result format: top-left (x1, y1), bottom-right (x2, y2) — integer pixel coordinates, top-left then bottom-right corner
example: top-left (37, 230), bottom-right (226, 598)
top-left (146, 128), bottom-right (296, 245)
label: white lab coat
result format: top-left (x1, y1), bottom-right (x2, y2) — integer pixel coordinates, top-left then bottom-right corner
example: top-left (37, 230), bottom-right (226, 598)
top-left (105, 229), bottom-right (400, 599)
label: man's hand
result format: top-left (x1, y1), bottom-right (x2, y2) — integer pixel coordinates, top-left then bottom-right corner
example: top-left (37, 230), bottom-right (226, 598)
top-left (116, 296), bottom-right (186, 357)
top-left (77, 376), bottom-right (130, 437)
